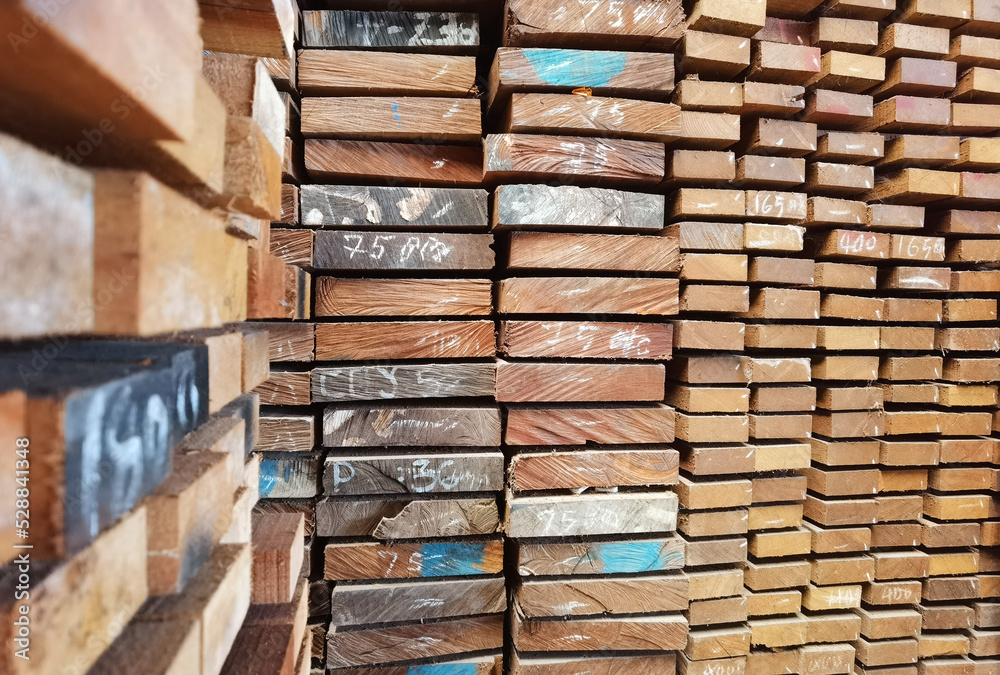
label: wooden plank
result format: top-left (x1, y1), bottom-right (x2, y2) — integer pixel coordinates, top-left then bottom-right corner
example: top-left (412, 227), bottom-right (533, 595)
top-left (690, 0), bottom-right (766, 35)
top-left (511, 607), bottom-right (688, 652)
top-left (502, 0), bottom-right (685, 49)
top-left (518, 575), bottom-right (687, 617)
top-left (485, 133), bottom-right (665, 186)
top-left (504, 492), bottom-right (677, 539)
top-left (327, 615), bottom-right (502, 669)
top-left (499, 320), bottom-right (672, 359)
top-left (814, 16), bottom-right (879, 52)
top-left (0, 0), bottom-right (200, 144)
top-left (298, 50), bottom-right (475, 96)
top-left (674, 110), bottom-right (742, 149)
top-left (301, 97), bottom-right (480, 142)
top-left (0, 507), bottom-right (149, 675)
top-left (301, 10), bottom-right (478, 53)
top-left (315, 278), bottom-right (492, 317)
top-left (507, 231), bottom-right (679, 272)
top-left (332, 577), bottom-right (505, 626)
top-left (305, 140), bottom-right (482, 186)
top-left (493, 183), bottom-right (663, 232)
top-left (742, 81), bottom-right (806, 117)
top-left (681, 30), bottom-right (751, 77)
top-left (314, 320), bottom-right (495, 361)
top-left (300, 185), bottom-right (488, 229)
top-left (146, 446), bottom-right (234, 595)
top-left (90, 616), bottom-right (201, 675)
top-left (316, 496), bottom-right (500, 539)
top-left (513, 653), bottom-right (677, 674)
top-left (498, 277), bottom-right (678, 315)
top-left (324, 538), bottom-right (504, 581)
top-left (811, 51), bottom-right (885, 92)
top-left (496, 361), bottom-right (664, 402)
top-left (743, 118), bottom-right (818, 157)
top-left (876, 22), bottom-right (951, 58)
top-left (251, 512), bottom-right (304, 604)
top-left (488, 47), bottom-right (674, 109)
top-left (94, 171), bottom-right (247, 334)
top-left (312, 230), bottom-right (492, 271)
top-left (323, 452), bottom-right (504, 495)
top-left (505, 406), bottom-right (675, 446)
top-left (505, 93), bottom-right (680, 141)
top-left (323, 405), bottom-right (501, 447)
top-left (0, 133), bottom-right (95, 338)
top-left (802, 90), bottom-right (874, 126)
top-left (681, 253), bottom-right (749, 282)
top-left (1, 343), bottom-right (209, 558)
top-left (517, 537), bottom-right (684, 576)
top-left (750, 41), bottom-right (821, 85)
top-left (313, 363), bottom-right (494, 403)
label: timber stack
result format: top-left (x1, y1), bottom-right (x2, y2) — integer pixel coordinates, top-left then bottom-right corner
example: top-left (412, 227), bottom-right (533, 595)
top-left (0, 0), bottom-right (306, 674)
top-left (293, 6), bottom-right (505, 673)
top-left (490, 1), bottom-right (686, 671)
top-left (2, 0), bottom-right (1000, 674)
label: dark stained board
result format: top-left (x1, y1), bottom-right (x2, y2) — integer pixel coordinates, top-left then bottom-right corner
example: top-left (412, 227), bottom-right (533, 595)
top-left (323, 405), bottom-right (502, 447)
top-left (0, 341), bottom-right (208, 557)
top-left (300, 185), bottom-right (488, 229)
top-left (313, 230), bottom-right (494, 270)
top-left (323, 451), bottom-right (505, 495)
top-left (312, 362), bottom-right (496, 402)
top-left (301, 10), bottom-right (479, 53)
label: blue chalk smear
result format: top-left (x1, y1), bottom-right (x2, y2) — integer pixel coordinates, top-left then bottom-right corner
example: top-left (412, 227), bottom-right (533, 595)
top-left (258, 459), bottom-right (279, 498)
top-left (522, 49), bottom-right (628, 88)
top-left (596, 541), bottom-right (675, 574)
top-left (419, 541), bottom-right (487, 577)
top-left (391, 101), bottom-right (403, 128)
top-left (406, 665), bottom-right (477, 675)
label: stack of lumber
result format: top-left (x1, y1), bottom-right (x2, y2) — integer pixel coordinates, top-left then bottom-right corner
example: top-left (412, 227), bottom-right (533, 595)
top-left (0, 1), bottom-right (309, 673)
top-left (486, 3), bottom-right (687, 672)
top-left (285, 7), bottom-right (505, 673)
top-left (0, 332), bottom-right (269, 675)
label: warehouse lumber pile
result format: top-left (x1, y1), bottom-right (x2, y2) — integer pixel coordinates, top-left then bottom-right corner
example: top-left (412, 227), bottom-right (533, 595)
top-left (0, 1), bottom-right (307, 674)
top-left (261, 0), bottom-right (1000, 674)
top-left (5, 0), bottom-right (999, 673)
top-left (267, 5), bottom-right (507, 673)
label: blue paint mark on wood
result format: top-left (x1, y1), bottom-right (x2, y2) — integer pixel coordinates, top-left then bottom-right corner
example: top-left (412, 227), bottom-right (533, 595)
top-left (259, 458), bottom-right (280, 498)
top-left (419, 541), bottom-right (490, 577)
top-left (391, 101), bottom-right (403, 128)
top-left (593, 540), bottom-right (683, 574)
top-left (406, 664), bottom-right (477, 675)
top-left (521, 49), bottom-right (628, 88)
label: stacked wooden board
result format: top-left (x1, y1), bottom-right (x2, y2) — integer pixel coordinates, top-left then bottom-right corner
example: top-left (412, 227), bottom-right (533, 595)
top-left (0, 1), bottom-right (316, 674)
top-left (10, 0), bottom-right (997, 673)
top-left (260, 1), bottom-right (1000, 674)
top-left (281, 7), bottom-right (507, 673)
top-left (489, 18), bottom-right (687, 667)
